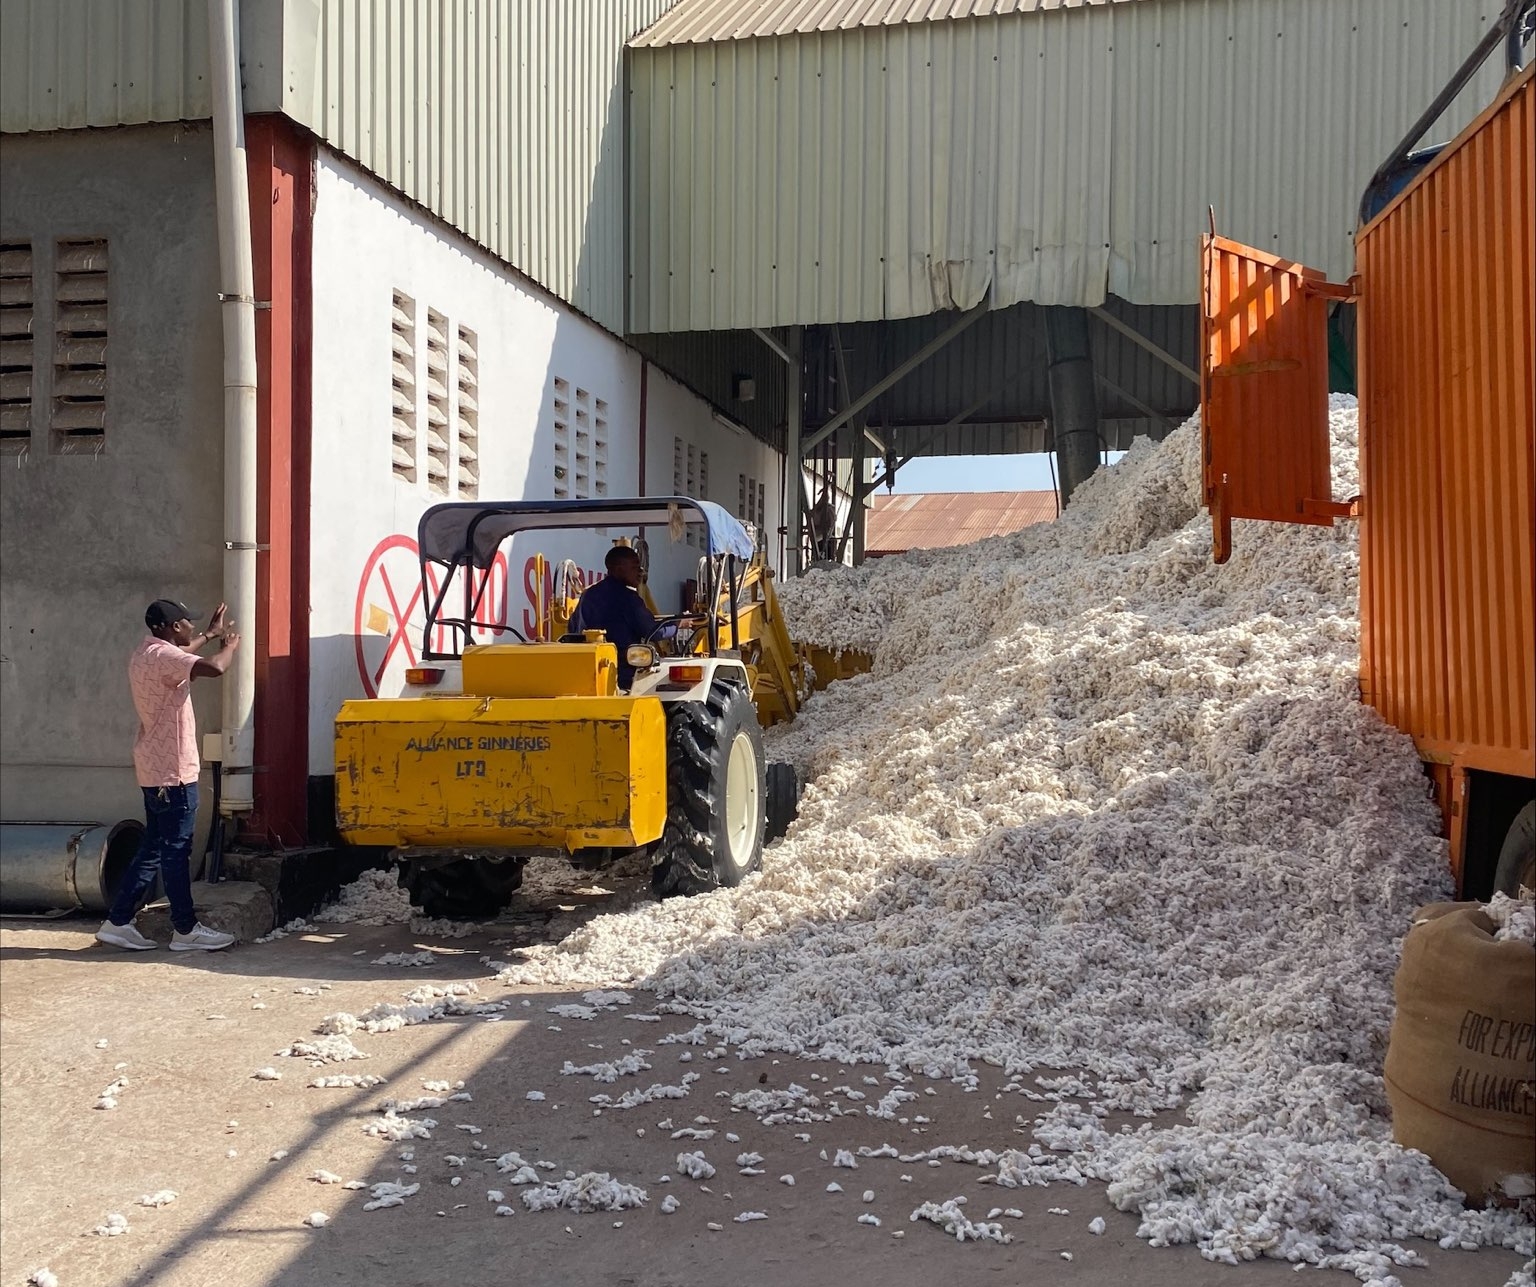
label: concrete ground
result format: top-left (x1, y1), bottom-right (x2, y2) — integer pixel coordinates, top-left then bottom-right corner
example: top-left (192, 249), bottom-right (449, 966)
top-left (1, 905), bottom-right (1524, 1287)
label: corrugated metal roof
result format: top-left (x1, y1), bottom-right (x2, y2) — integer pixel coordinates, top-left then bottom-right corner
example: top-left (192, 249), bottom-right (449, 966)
top-left (803, 297), bottom-right (1195, 449)
top-left (630, 0), bottom-right (1143, 46)
top-left (0, 0), bottom-right (214, 129)
top-left (868, 418), bottom-right (1134, 456)
top-left (878, 416), bottom-right (1157, 456)
top-left (627, 0), bottom-right (1507, 330)
top-left (281, 0), bottom-right (677, 334)
top-left (630, 326), bottom-right (788, 450)
top-left (866, 489), bottom-right (1058, 553)
top-left (1, 0), bottom-right (680, 337)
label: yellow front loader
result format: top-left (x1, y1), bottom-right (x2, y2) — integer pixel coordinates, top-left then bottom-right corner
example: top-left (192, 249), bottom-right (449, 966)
top-left (335, 497), bottom-right (807, 918)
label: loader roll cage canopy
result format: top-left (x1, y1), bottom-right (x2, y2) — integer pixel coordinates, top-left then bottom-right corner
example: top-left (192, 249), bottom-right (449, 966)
top-left (416, 496), bottom-right (758, 661)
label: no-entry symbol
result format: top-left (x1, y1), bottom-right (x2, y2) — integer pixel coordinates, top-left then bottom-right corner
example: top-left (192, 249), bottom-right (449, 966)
top-left (353, 534), bottom-right (510, 697)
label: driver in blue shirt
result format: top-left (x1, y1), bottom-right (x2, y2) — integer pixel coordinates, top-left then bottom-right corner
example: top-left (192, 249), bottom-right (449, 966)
top-left (571, 546), bottom-right (658, 689)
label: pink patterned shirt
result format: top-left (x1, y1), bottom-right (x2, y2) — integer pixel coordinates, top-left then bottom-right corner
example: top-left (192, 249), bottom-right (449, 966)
top-left (129, 637), bottom-right (201, 787)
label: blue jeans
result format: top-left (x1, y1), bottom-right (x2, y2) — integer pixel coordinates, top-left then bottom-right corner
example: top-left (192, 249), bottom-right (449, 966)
top-left (109, 783), bottom-right (199, 935)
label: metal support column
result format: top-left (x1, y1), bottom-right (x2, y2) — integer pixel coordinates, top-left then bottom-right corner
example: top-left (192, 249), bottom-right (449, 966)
top-left (785, 325), bottom-right (805, 576)
top-left (1044, 307), bottom-right (1102, 508)
top-left (831, 325), bottom-right (865, 566)
top-left (756, 325), bottom-right (808, 576)
top-left (851, 417), bottom-right (867, 565)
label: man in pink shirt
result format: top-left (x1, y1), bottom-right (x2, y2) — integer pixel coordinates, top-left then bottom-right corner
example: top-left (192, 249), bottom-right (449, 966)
top-left (96, 599), bottom-right (243, 952)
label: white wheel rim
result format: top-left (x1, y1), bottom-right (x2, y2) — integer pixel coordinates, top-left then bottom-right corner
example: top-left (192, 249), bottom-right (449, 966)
top-left (724, 730), bottom-right (760, 871)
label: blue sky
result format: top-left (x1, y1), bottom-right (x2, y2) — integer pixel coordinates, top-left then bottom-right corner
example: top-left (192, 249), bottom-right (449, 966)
top-left (890, 452), bottom-right (1125, 494)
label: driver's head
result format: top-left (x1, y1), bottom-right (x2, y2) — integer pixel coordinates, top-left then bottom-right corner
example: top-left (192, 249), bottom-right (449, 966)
top-left (605, 546), bottom-right (643, 588)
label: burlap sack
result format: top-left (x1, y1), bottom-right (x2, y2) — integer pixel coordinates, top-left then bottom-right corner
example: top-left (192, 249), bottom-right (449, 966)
top-left (1384, 902), bottom-right (1536, 1201)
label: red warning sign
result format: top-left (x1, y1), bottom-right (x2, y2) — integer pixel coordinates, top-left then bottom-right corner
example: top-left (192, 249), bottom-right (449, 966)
top-left (353, 534), bottom-right (511, 697)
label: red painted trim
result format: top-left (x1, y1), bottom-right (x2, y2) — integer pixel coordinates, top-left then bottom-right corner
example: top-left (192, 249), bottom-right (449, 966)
top-left (245, 115), bottom-right (314, 846)
top-left (292, 127), bottom-right (314, 839)
top-left (637, 359), bottom-right (649, 494)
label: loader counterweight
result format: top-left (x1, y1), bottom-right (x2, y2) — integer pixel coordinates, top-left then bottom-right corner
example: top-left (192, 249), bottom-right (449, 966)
top-left (335, 694), bottom-right (667, 850)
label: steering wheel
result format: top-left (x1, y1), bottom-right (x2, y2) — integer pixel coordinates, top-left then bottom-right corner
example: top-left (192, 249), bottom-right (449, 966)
top-left (649, 614), bottom-right (708, 655)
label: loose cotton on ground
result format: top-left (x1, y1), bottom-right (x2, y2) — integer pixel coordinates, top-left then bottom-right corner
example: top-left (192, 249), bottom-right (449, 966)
top-left (495, 399), bottom-right (1529, 1278)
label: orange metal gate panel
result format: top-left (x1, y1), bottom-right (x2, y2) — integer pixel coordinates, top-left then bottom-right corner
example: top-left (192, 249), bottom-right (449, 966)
top-left (1200, 235), bottom-right (1346, 563)
top-left (1357, 69), bottom-right (1535, 778)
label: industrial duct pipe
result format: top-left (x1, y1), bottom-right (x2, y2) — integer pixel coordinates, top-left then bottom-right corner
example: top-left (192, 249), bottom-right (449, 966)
top-left (0, 822), bottom-right (147, 915)
top-left (207, 0), bottom-right (258, 817)
top-left (1044, 308), bottom-right (1103, 508)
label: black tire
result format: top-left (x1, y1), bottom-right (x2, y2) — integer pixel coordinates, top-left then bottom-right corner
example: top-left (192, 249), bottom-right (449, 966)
top-left (399, 857), bottom-right (524, 920)
top-left (1493, 800), bottom-right (1536, 897)
top-left (765, 761), bottom-right (800, 843)
top-left (652, 675), bottom-right (766, 898)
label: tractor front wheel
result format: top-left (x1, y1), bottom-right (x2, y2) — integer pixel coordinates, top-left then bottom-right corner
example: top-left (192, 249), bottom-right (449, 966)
top-left (399, 857), bottom-right (524, 921)
top-left (653, 677), bottom-right (766, 898)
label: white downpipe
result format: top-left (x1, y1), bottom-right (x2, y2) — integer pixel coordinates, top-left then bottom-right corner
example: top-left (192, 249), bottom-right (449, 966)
top-left (207, 0), bottom-right (258, 815)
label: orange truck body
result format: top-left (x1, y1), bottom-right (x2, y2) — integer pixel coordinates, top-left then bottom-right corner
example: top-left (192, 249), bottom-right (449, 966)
top-left (1201, 68), bottom-right (1535, 889)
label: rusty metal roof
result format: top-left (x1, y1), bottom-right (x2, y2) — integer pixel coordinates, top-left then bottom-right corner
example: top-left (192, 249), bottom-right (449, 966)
top-left (630, 0), bottom-right (1144, 46)
top-left (866, 490), bottom-right (1058, 554)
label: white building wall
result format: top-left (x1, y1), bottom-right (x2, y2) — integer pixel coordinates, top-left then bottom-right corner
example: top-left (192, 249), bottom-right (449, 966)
top-left (306, 151), bottom-right (781, 772)
top-left (641, 368), bottom-right (784, 610)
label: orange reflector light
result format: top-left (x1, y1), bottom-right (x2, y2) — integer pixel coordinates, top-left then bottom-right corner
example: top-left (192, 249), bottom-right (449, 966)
top-left (405, 667), bottom-right (445, 686)
top-left (668, 664), bottom-right (705, 684)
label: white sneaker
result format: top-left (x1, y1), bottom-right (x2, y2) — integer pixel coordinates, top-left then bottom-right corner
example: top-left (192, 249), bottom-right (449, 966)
top-left (96, 919), bottom-right (158, 951)
top-left (169, 923), bottom-right (237, 952)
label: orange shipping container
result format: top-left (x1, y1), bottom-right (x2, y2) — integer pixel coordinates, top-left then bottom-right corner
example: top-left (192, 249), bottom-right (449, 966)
top-left (1355, 69), bottom-right (1534, 786)
top-left (1200, 66), bottom-right (1535, 895)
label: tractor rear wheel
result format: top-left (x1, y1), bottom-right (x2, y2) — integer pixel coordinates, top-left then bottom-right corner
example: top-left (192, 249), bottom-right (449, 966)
top-left (399, 857), bottom-right (524, 921)
top-left (653, 676), bottom-right (766, 898)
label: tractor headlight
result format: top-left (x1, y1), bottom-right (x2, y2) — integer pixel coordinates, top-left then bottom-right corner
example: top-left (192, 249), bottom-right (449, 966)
top-left (626, 644), bottom-right (659, 672)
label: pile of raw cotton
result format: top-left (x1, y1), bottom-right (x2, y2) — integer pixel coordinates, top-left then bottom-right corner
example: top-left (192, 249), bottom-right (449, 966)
top-left (293, 855), bottom-right (650, 941)
top-left (495, 398), bottom-right (1531, 1281)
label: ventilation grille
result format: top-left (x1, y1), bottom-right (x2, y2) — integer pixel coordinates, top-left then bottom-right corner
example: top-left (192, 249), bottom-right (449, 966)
top-left (0, 241), bottom-right (32, 456)
top-left (51, 237), bottom-right (107, 455)
top-left (553, 377), bottom-right (570, 498)
top-left (552, 381), bottom-right (609, 500)
top-left (686, 442), bottom-right (698, 545)
top-left (390, 290), bottom-right (418, 483)
top-left (593, 397), bottom-right (608, 496)
top-left (423, 309), bottom-right (451, 495)
top-left (572, 386), bottom-right (593, 499)
top-left (738, 472), bottom-right (764, 527)
top-left (673, 438), bottom-right (689, 545)
top-left (455, 324), bottom-right (479, 500)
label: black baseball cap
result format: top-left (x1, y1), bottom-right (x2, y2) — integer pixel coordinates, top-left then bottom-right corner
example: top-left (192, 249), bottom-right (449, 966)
top-left (145, 599), bottom-right (199, 630)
